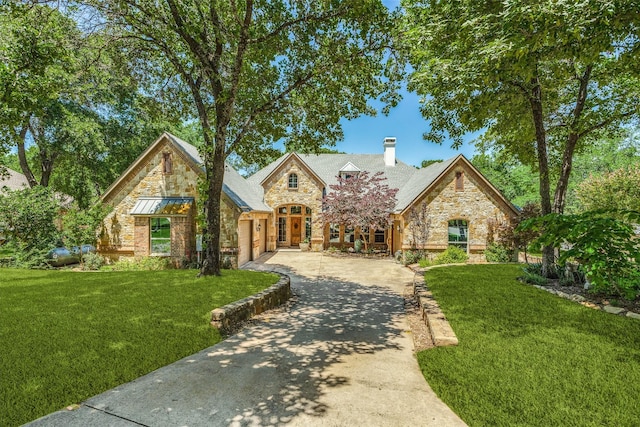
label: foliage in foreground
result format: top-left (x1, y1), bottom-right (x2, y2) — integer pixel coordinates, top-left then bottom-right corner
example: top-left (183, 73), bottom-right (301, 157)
top-left (520, 210), bottom-right (640, 299)
top-left (0, 269), bottom-right (278, 426)
top-left (576, 165), bottom-right (640, 212)
top-left (0, 187), bottom-right (60, 267)
top-left (419, 265), bottom-right (640, 426)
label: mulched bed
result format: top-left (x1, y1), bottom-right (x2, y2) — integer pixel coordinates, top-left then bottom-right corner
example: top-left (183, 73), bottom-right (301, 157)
top-left (543, 279), bottom-right (640, 314)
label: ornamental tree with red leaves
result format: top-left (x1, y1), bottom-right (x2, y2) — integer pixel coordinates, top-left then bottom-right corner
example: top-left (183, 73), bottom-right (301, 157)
top-left (320, 171), bottom-right (398, 251)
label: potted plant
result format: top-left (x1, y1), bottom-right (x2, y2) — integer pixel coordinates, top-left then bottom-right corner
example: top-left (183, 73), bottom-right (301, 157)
top-left (299, 237), bottom-right (310, 251)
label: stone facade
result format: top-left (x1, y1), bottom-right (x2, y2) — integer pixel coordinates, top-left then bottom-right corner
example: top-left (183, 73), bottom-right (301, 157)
top-left (400, 165), bottom-right (512, 261)
top-left (100, 133), bottom-right (516, 266)
top-left (99, 134), bottom-right (268, 267)
top-left (262, 157), bottom-right (325, 251)
top-left (100, 140), bottom-right (200, 262)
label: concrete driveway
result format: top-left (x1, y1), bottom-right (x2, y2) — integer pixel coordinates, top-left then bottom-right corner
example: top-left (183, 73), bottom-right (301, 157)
top-left (27, 251), bottom-right (466, 426)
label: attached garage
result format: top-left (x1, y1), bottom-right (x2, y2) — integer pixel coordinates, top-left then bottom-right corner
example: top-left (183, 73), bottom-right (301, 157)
top-left (238, 220), bottom-right (253, 266)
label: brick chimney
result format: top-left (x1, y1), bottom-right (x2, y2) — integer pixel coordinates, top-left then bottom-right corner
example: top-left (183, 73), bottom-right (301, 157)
top-left (383, 137), bottom-right (396, 167)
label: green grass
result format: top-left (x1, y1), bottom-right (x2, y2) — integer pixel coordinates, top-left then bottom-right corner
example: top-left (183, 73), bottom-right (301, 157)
top-left (0, 268), bottom-right (278, 426)
top-left (419, 264), bottom-right (640, 427)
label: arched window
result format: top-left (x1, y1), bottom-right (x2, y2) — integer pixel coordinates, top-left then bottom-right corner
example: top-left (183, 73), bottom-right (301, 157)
top-left (288, 173), bottom-right (298, 189)
top-left (448, 219), bottom-right (468, 251)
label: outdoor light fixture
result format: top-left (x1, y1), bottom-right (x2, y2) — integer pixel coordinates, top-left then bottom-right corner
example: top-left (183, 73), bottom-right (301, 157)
top-left (256, 223), bottom-right (261, 232)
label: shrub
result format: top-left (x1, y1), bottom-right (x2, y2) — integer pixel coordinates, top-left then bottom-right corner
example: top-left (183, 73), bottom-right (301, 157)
top-left (519, 264), bottom-right (548, 285)
top-left (520, 210), bottom-right (640, 298)
top-left (0, 187), bottom-right (60, 267)
top-left (484, 243), bottom-right (513, 263)
top-left (82, 253), bottom-right (105, 271)
top-left (434, 246), bottom-right (468, 264)
top-left (418, 258), bottom-right (432, 268)
top-left (402, 250), bottom-right (422, 265)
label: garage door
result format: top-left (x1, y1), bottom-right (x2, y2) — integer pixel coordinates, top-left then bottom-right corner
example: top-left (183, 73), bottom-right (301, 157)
top-left (238, 220), bottom-right (252, 266)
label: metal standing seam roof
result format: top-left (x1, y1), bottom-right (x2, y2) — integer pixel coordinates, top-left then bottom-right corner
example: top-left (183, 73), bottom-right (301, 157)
top-left (130, 197), bottom-right (194, 216)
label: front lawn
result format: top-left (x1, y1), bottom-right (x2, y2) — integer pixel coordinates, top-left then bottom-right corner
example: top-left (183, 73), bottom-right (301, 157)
top-left (419, 264), bottom-right (640, 427)
top-left (0, 268), bottom-right (279, 427)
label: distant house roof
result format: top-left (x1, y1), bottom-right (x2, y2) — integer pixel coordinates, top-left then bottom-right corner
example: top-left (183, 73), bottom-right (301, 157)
top-left (0, 168), bottom-right (29, 191)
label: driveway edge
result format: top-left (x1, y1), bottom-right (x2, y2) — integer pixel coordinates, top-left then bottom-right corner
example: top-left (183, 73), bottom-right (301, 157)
top-left (410, 265), bottom-right (460, 347)
top-left (210, 272), bottom-right (291, 334)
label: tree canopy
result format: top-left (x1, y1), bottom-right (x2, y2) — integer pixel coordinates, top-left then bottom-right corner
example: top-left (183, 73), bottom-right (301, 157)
top-left (0, 2), bottom-right (180, 207)
top-left (402, 0), bottom-right (640, 274)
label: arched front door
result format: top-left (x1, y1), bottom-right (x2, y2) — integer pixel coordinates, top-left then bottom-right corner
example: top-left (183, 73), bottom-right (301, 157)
top-left (276, 204), bottom-right (312, 247)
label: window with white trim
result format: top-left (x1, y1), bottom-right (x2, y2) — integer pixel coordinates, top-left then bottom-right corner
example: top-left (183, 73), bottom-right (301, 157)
top-left (448, 219), bottom-right (468, 251)
top-left (288, 173), bottom-right (298, 189)
top-left (150, 217), bottom-right (171, 255)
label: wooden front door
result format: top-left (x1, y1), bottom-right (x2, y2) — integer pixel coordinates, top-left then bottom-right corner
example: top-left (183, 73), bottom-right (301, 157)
top-left (291, 217), bottom-right (301, 246)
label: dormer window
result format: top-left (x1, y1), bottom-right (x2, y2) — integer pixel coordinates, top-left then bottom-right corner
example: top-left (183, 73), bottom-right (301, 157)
top-left (339, 161), bottom-right (361, 181)
top-left (288, 173), bottom-right (298, 189)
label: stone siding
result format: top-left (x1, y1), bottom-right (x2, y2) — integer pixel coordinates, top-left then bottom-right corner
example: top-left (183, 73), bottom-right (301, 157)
top-left (100, 140), bottom-right (200, 260)
top-left (262, 158), bottom-right (324, 250)
top-left (402, 166), bottom-right (513, 261)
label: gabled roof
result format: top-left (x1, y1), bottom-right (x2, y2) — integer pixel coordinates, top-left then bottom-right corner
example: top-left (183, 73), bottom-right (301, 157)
top-left (396, 155), bottom-right (519, 216)
top-left (339, 161), bottom-right (361, 172)
top-left (247, 152), bottom-right (418, 190)
top-left (249, 152), bottom-right (517, 216)
top-left (0, 168), bottom-right (29, 191)
top-left (253, 152), bottom-right (325, 188)
top-left (103, 132), bottom-right (517, 218)
top-left (101, 132), bottom-right (271, 212)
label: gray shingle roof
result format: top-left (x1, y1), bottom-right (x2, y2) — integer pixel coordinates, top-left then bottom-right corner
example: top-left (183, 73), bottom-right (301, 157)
top-left (166, 133), bottom-right (471, 214)
top-left (394, 157), bottom-right (458, 212)
top-left (166, 133), bottom-right (271, 212)
top-left (247, 152), bottom-right (461, 212)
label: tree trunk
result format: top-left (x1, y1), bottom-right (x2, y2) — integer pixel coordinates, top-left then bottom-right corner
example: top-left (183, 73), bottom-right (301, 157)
top-left (199, 144), bottom-right (225, 276)
top-left (553, 66), bottom-right (591, 214)
top-left (528, 78), bottom-right (555, 277)
top-left (553, 132), bottom-right (579, 214)
top-left (16, 122), bottom-right (38, 188)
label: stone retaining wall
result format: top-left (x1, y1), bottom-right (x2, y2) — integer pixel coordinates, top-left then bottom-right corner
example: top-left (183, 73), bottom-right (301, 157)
top-left (413, 279), bottom-right (459, 347)
top-left (210, 273), bottom-right (291, 334)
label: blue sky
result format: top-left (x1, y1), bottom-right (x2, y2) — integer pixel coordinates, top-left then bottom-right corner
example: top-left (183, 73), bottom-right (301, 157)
top-left (337, 89), bottom-right (479, 167)
top-left (332, 0), bottom-right (480, 167)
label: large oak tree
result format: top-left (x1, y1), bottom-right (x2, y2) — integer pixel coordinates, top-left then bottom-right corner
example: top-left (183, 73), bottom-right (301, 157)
top-left (93, 0), bottom-right (402, 275)
top-left (0, 2), bottom-right (178, 207)
top-left (401, 0), bottom-right (640, 275)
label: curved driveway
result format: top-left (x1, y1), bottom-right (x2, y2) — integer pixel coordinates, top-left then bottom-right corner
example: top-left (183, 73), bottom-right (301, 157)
top-left (28, 251), bottom-right (466, 426)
